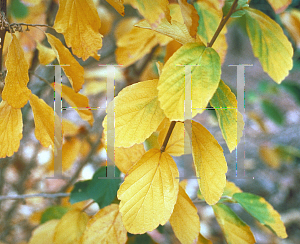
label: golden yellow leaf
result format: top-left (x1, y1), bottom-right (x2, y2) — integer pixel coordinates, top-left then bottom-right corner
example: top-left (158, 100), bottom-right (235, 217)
top-left (212, 203), bottom-right (256, 243)
top-left (62, 119), bottom-right (79, 137)
top-left (22, 0), bottom-right (42, 5)
top-left (81, 204), bottom-right (127, 244)
top-left (102, 79), bottom-right (165, 148)
top-left (46, 33), bottom-right (85, 92)
top-left (0, 101), bottom-right (23, 158)
top-left (2, 34), bottom-right (31, 108)
top-left (267, 0), bottom-right (292, 14)
top-left (191, 120), bottom-right (227, 205)
top-left (29, 94), bottom-right (56, 149)
top-left (53, 0), bottom-right (102, 61)
top-left (259, 144), bottom-right (281, 169)
top-left (36, 42), bottom-right (56, 65)
top-left (98, 5), bottom-right (114, 35)
top-left (54, 208), bottom-right (89, 244)
top-left (157, 118), bottom-right (184, 156)
top-left (115, 24), bottom-right (159, 67)
top-left (178, 0), bottom-right (199, 38)
top-left (83, 81), bottom-right (107, 96)
top-left (244, 7), bottom-right (293, 84)
top-left (197, 233), bottom-right (212, 244)
top-left (135, 18), bottom-right (195, 45)
top-left (61, 84), bottom-right (94, 126)
top-left (117, 148), bottom-right (179, 233)
top-left (48, 137), bottom-right (82, 172)
top-left (164, 39), bottom-right (182, 63)
top-left (281, 9), bottom-right (300, 48)
top-left (115, 144), bottom-right (146, 174)
top-left (158, 43), bottom-right (221, 121)
top-left (169, 185), bottom-right (200, 244)
top-left (114, 17), bottom-right (140, 40)
top-left (128, 0), bottom-right (170, 29)
top-left (29, 219), bottom-right (59, 244)
top-left (210, 80), bottom-right (244, 152)
top-left (106, 0), bottom-right (125, 16)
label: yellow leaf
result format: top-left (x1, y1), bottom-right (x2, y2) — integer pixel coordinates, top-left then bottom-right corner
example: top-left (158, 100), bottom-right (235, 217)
top-left (98, 5), bottom-right (114, 35)
top-left (244, 7), bottom-right (293, 84)
top-left (54, 208), bottom-right (89, 244)
top-left (114, 17), bottom-right (140, 40)
top-left (115, 24), bottom-right (159, 66)
top-left (169, 185), bottom-right (200, 244)
top-left (197, 233), bottom-right (212, 244)
top-left (191, 120), bottom-right (227, 205)
top-left (48, 137), bottom-right (82, 172)
top-left (83, 81), bottom-right (107, 96)
top-left (2, 34), bottom-right (31, 108)
top-left (259, 144), bottom-right (281, 169)
top-left (135, 18), bottom-right (195, 45)
top-left (210, 80), bottom-right (244, 152)
top-left (267, 0), bottom-right (292, 14)
top-left (53, 0), bottom-right (102, 61)
top-left (102, 79), bottom-right (165, 148)
top-left (36, 42), bottom-right (56, 65)
top-left (158, 43), bottom-right (221, 121)
top-left (29, 94), bottom-right (56, 149)
top-left (29, 219), bottom-right (59, 244)
top-left (61, 84), bottom-right (94, 126)
top-left (81, 204), bottom-right (127, 244)
top-left (157, 118), bottom-right (185, 156)
top-left (0, 101), bottom-right (23, 158)
top-left (115, 144), bottom-right (146, 174)
top-left (46, 33), bottom-right (85, 92)
top-left (164, 39), bottom-right (182, 63)
top-left (62, 119), bottom-right (79, 137)
top-left (106, 0), bottom-right (125, 16)
top-left (178, 0), bottom-right (199, 38)
top-left (281, 9), bottom-right (300, 48)
top-left (117, 148), bottom-right (179, 233)
top-left (212, 203), bottom-right (256, 244)
top-left (129, 0), bottom-right (170, 29)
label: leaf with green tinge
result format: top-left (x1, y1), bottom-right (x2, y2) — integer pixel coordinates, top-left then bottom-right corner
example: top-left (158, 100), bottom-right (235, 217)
top-left (222, 0), bottom-right (248, 17)
top-left (261, 100), bottom-right (285, 125)
top-left (40, 206), bottom-right (71, 224)
top-left (210, 80), bottom-right (244, 152)
top-left (243, 7), bottom-right (293, 83)
top-left (158, 43), bottom-right (221, 121)
top-left (212, 203), bottom-right (256, 244)
top-left (87, 166), bottom-right (121, 208)
top-left (233, 192), bottom-right (288, 238)
top-left (69, 166), bottom-right (121, 208)
top-left (69, 180), bottom-right (91, 204)
top-left (10, 0), bottom-right (28, 19)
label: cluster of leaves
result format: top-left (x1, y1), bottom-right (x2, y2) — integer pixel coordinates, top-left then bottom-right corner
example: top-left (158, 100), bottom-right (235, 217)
top-left (0, 0), bottom-right (299, 243)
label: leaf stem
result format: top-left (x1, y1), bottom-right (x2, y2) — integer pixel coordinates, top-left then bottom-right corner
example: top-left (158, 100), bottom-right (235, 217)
top-left (160, 121), bottom-right (176, 152)
top-left (207, 0), bottom-right (239, 48)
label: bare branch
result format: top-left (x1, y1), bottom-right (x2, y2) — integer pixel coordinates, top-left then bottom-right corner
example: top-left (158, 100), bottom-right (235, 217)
top-left (0, 192), bottom-right (70, 201)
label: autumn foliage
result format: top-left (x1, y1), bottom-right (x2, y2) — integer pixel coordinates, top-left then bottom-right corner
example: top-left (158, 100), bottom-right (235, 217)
top-left (1, 0), bottom-right (299, 243)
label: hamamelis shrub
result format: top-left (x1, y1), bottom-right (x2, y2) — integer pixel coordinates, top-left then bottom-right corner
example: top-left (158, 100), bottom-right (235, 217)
top-left (0, 0), bottom-right (298, 243)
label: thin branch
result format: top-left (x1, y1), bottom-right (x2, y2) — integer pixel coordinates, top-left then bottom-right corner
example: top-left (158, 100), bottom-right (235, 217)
top-left (0, 192), bottom-right (70, 201)
top-left (207, 0), bottom-right (239, 48)
top-left (160, 121), bottom-right (176, 152)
